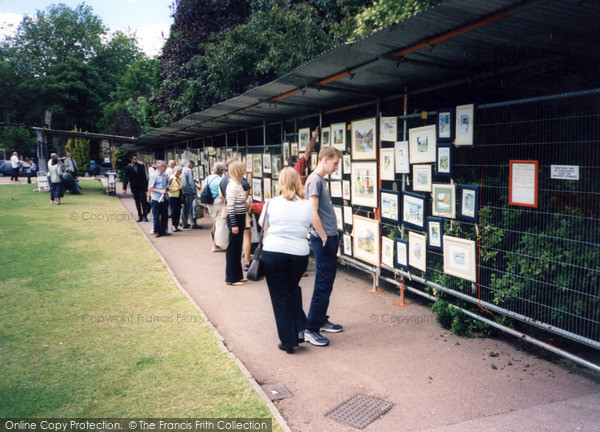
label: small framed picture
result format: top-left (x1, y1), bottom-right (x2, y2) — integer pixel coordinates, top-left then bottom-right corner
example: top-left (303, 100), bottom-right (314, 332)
top-left (333, 205), bottom-right (344, 232)
top-left (299, 128), bottom-right (310, 151)
top-left (443, 236), bottom-right (477, 282)
top-left (431, 183), bottom-right (456, 219)
top-left (263, 178), bottom-right (272, 200)
top-left (402, 192), bottom-right (427, 230)
top-left (381, 236), bottom-right (395, 268)
top-left (395, 141), bottom-right (410, 174)
top-left (290, 142), bottom-right (298, 157)
top-left (351, 161), bottom-right (378, 208)
top-left (245, 154), bottom-right (253, 172)
top-left (437, 108), bottom-right (454, 142)
top-left (380, 147), bottom-right (395, 181)
top-left (460, 185), bottom-right (479, 222)
top-left (352, 215), bottom-right (380, 266)
top-left (272, 181), bottom-right (280, 197)
top-left (342, 180), bottom-right (351, 201)
top-left (412, 164), bottom-right (432, 192)
top-left (271, 154), bottom-right (282, 179)
top-left (380, 116), bottom-right (397, 142)
top-left (321, 126), bottom-right (331, 146)
top-left (351, 118), bottom-right (377, 160)
top-left (380, 189), bottom-right (400, 225)
top-left (343, 233), bottom-right (352, 256)
top-left (252, 178), bottom-right (262, 202)
top-left (436, 143), bottom-right (453, 177)
top-left (310, 152), bottom-right (318, 170)
top-left (330, 181), bottom-right (343, 198)
top-left (282, 142), bottom-right (290, 165)
top-left (509, 160), bottom-right (538, 208)
top-left (395, 238), bottom-right (409, 270)
top-left (331, 122), bottom-right (347, 151)
top-left (330, 164), bottom-right (342, 180)
top-left (408, 231), bottom-right (427, 272)
top-left (455, 104), bottom-right (474, 146)
top-left (342, 154), bottom-right (351, 174)
top-left (343, 205), bottom-right (353, 225)
top-left (427, 217), bottom-right (443, 251)
top-left (252, 154), bottom-right (263, 178)
top-left (409, 124), bottom-right (436, 164)
top-left (263, 153), bottom-right (271, 174)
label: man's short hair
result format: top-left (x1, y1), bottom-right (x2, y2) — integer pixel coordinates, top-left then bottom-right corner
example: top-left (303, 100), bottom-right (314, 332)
top-left (318, 146), bottom-right (342, 162)
top-left (130, 154), bottom-right (138, 160)
top-left (155, 160), bottom-right (166, 169)
top-left (287, 156), bottom-right (298, 167)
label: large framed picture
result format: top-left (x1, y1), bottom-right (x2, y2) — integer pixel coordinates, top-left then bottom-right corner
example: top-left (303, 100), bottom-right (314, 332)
top-left (252, 178), bottom-right (262, 202)
top-left (351, 161), bottom-right (378, 208)
top-left (437, 108), bottom-right (454, 142)
top-left (271, 154), bottom-right (282, 179)
top-left (352, 215), bottom-right (380, 266)
top-left (436, 143), bottom-right (453, 177)
top-left (342, 154), bottom-right (351, 174)
top-left (460, 185), bottom-right (479, 222)
top-left (443, 236), bottom-right (477, 282)
top-left (412, 164), bottom-right (432, 192)
top-left (381, 236), bottom-right (395, 269)
top-left (408, 231), bottom-right (427, 272)
top-left (409, 125), bottom-right (436, 164)
top-left (351, 118), bottom-right (377, 160)
top-left (395, 238), bottom-right (409, 270)
top-left (455, 104), bottom-right (474, 146)
top-left (333, 205), bottom-right (344, 232)
top-left (380, 147), bottom-right (395, 181)
top-left (380, 116), bottom-right (397, 142)
top-left (431, 183), bottom-right (456, 219)
top-left (402, 192), bottom-right (427, 230)
top-left (298, 128), bottom-right (310, 151)
top-left (380, 189), bottom-right (400, 225)
top-left (282, 142), bottom-right (290, 165)
top-left (395, 141), bottom-right (410, 174)
top-left (343, 233), bottom-right (352, 256)
top-left (427, 217), bottom-right (443, 251)
top-left (331, 122), bottom-right (347, 151)
top-left (252, 153), bottom-right (263, 178)
top-left (321, 126), bottom-right (331, 147)
top-left (330, 181), bottom-right (342, 198)
top-left (263, 178), bottom-right (272, 200)
top-left (343, 205), bottom-right (353, 225)
top-left (263, 153), bottom-right (271, 174)
top-left (342, 180), bottom-right (351, 201)
top-left (509, 160), bottom-right (538, 208)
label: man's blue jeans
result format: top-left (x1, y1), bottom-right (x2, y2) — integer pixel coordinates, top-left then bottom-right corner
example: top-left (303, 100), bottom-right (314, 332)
top-left (307, 234), bottom-right (339, 331)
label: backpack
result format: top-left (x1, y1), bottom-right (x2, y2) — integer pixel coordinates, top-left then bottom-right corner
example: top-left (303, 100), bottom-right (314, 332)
top-left (199, 176), bottom-right (216, 204)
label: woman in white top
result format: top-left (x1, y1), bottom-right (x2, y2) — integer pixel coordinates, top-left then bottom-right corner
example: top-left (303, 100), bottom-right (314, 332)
top-left (260, 167), bottom-right (313, 353)
top-left (48, 156), bottom-right (64, 205)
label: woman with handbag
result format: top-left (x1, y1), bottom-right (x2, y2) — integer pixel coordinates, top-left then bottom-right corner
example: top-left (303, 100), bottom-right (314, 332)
top-left (259, 168), bottom-right (313, 354)
top-left (168, 166), bottom-right (183, 232)
top-left (202, 162), bottom-right (226, 251)
top-left (225, 161), bottom-right (248, 286)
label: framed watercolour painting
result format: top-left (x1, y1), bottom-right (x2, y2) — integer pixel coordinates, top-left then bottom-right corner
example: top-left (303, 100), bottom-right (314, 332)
top-left (272, 181), bottom-right (280, 197)
top-left (351, 118), bottom-right (377, 160)
top-left (436, 143), bottom-right (453, 177)
top-left (395, 141), bottom-right (410, 174)
top-left (298, 128), bottom-right (310, 151)
top-left (455, 104), bottom-right (474, 145)
top-left (381, 236), bottom-right (395, 269)
top-left (380, 116), bottom-right (397, 142)
top-left (351, 162), bottom-right (378, 208)
top-left (333, 205), bottom-right (344, 232)
top-left (380, 189), bottom-right (400, 225)
top-left (290, 142), bottom-right (298, 157)
top-left (443, 236), bottom-right (476, 282)
top-left (246, 154), bottom-right (253, 172)
top-left (343, 233), bottom-right (352, 256)
top-left (310, 152), bottom-right (318, 171)
top-left (252, 154), bottom-right (263, 178)
top-left (343, 205), bottom-right (353, 225)
top-left (403, 192), bottom-right (426, 231)
top-left (343, 154), bottom-right (351, 174)
top-left (321, 126), bottom-right (331, 147)
top-left (509, 160), bottom-right (538, 208)
top-left (271, 154), bottom-right (282, 179)
top-left (352, 215), bottom-right (380, 266)
top-left (342, 180), bottom-right (351, 201)
top-left (412, 164), bottom-right (432, 192)
top-left (431, 183), bottom-right (456, 219)
top-left (459, 185), bottom-right (479, 222)
top-left (427, 217), bottom-right (443, 251)
top-left (408, 231), bottom-right (427, 272)
top-left (263, 153), bottom-right (271, 174)
top-left (409, 125), bottom-right (436, 164)
top-left (263, 178), bottom-right (271, 200)
top-left (380, 147), bottom-right (395, 181)
top-left (330, 164), bottom-right (342, 180)
top-left (437, 108), bottom-right (454, 142)
top-left (252, 178), bottom-right (262, 202)
top-left (282, 142), bottom-right (290, 164)
top-left (395, 238), bottom-right (408, 270)
top-left (330, 181), bottom-right (342, 198)
top-left (331, 122), bottom-right (347, 151)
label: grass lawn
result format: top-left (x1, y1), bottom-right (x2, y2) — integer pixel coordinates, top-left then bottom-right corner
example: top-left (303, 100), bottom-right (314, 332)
top-left (0, 180), bottom-right (281, 427)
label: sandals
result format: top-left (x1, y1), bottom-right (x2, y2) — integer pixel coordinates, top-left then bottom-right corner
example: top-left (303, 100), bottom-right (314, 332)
top-left (244, 263), bottom-right (250, 271)
top-left (226, 281), bottom-right (245, 286)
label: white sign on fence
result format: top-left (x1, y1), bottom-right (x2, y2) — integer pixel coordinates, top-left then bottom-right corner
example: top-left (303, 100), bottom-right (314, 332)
top-left (551, 165), bottom-right (579, 180)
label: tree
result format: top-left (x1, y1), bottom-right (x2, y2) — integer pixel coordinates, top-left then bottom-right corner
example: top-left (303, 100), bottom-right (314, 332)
top-left (0, 125), bottom-right (37, 153)
top-left (65, 127), bottom-right (91, 172)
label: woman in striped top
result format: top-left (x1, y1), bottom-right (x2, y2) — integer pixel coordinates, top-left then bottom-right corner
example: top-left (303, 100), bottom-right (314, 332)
top-left (225, 161), bottom-right (248, 285)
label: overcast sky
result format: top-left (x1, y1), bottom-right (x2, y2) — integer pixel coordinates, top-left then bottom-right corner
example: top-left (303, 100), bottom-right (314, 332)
top-left (0, 0), bottom-right (173, 56)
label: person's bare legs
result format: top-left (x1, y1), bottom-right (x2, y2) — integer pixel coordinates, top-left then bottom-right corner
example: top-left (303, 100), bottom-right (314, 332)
top-left (243, 228), bottom-right (251, 267)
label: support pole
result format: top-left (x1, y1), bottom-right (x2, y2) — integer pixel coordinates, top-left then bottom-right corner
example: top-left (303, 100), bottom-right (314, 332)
top-left (393, 276), bottom-right (410, 307)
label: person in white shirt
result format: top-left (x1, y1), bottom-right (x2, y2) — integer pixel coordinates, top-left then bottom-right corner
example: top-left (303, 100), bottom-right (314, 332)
top-left (259, 167), bottom-right (313, 354)
top-left (10, 152), bottom-right (20, 182)
top-left (165, 159), bottom-right (176, 179)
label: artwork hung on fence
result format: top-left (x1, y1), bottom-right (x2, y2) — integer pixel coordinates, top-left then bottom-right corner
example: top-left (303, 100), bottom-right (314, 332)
top-left (333, 205), bottom-right (344, 232)
top-left (252, 178), bottom-right (262, 202)
top-left (509, 160), bottom-right (538, 208)
top-left (380, 116), bottom-right (398, 142)
top-left (455, 104), bottom-right (474, 145)
top-left (427, 217), bottom-right (443, 251)
top-left (290, 142), bottom-right (298, 157)
top-left (330, 164), bottom-right (342, 180)
top-left (263, 153), bottom-right (271, 174)
top-left (381, 236), bottom-right (395, 269)
top-left (207, 147), bottom-right (216, 156)
top-left (431, 183), bottom-right (456, 219)
top-left (352, 215), bottom-right (380, 266)
top-left (220, 148), bottom-right (226, 161)
top-left (351, 161), bottom-right (378, 207)
top-left (436, 143), bottom-right (453, 177)
top-left (252, 154), bottom-right (263, 178)
top-left (412, 164), bottom-right (432, 192)
top-left (437, 108), bottom-right (454, 142)
top-left (282, 142), bottom-right (290, 164)
top-left (343, 233), bottom-right (352, 256)
top-left (343, 205), bottom-right (353, 225)
top-left (263, 178), bottom-right (271, 200)
top-left (272, 181), bottom-right (280, 197)
top-left (331, 122), bottom-right (347, 151)
top-left (330, 181), bottom-right (343, 198)
top-left (408, 231), bottom-right (427, 272)
top-left (460, 185), bottom-right (479, 222)
top-left (310, 152), bottom-right (318, 170)
top-left (226, 148), bottom-right (233, 159)
top-left (271, 154), bottom-right (282, 179)
top-left (409, 125), bottom-right (436, 164)
top-left (351, 118), bottom-right (377, 160)
top-left (299, 128), bottom-right (310, 151)
top-left (395, 141), bottom-right (410, 173)
top-left (343, 154), bottom-right (351, 174)
top-left (443, 236), bottom-right (476, 282)
top-left (321, 126), bottom-right (331, 146)
top-left (342, 180), bottom-right (351, 200)
top-left (380, 147), bottom-right (395, 181)
top-left (246, 172), bottom-right (252, 185)
top-left (403, 192), bottom-right (426, 230)
top-left (395, 238), bottom-right (409, 270)
top-left (245, 154), bottom-right (253, 173)
top-left (380, 189), bottom-right (400, 224)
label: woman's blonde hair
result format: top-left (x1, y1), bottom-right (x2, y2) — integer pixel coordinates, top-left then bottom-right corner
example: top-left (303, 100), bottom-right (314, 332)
top-left (278, 167), bottom-right (305, 201)
top-left (228, 160), bottom-right (245, 183)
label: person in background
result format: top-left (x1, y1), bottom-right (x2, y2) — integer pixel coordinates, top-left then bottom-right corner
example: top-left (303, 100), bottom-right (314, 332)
top-left (123, 154), bottom-right (150, 222)
top-left (165, 160), bottom-right (176, 179)
top-left (148, 161), bottom-right (156, 178)
top-left (293, 126), bottom-right (320, 185)
top-left (260, 168), bottom-right (313, 354)
top-left (202, 162), bottom-right (226, 251)
top-left (28, 160), bottom-right (37, 184)
top-left (63, 152), bottom-right (82, 194)
top-left (10, 151), bottom-right (20, 182)
top-left (48, 155), bottom-right (64, 205)
top-left (303, 146), bottom-right (343, 347)
top-left (181, 160), bottom-right (201, 229)
top-left (168, 166), bottom-right (183, 232)
top-left (147, 160), bottom-right (170, 237)
top-left (224, 160), bottom-right (247, 286)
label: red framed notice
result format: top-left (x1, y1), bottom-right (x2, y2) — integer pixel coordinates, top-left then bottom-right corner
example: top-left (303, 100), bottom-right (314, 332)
top-left (509, 160), bottom-right (538, 208)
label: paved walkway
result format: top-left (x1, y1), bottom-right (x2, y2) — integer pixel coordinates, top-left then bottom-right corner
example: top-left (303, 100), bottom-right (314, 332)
top-left (116, 187), bottom-right (600, 432)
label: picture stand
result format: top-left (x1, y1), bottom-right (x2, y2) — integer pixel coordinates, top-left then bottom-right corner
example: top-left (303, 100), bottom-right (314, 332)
top-left (393, 277), bottom-right (410, 307)
top-left (367, 271), bottom-right (382, 294)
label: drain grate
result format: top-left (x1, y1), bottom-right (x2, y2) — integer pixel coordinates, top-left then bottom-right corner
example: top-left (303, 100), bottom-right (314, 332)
top-left (260, 383), bottom-right (294, 401)
top-left (325, 394), bottom-right (393, 430)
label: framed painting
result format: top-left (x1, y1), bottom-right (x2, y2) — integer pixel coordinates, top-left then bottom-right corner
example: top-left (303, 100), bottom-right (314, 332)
top-left (395, 141), bottom-right (410, 174)
top-left (207, 146), bottom-right (216, 156)
top-left (443, 236), bottom-right (477, 282)
top-left (272, 181), bottom-right (281, 197)
top-left (282, 142), bottom-right (290, 165)
top-left (351, 161), bottom-right (378, 208)
top-left (437, 108), bottom-right (454, 142)
top-left (381, 236), bottom-right (395, 269)
top-left (427, 217), bottom-right (443, 251)
top-left (436, 143), bottom-right (453, 177)
top-left (509, 160), bottom-right (538, 208)
top-left (380, 189), bottom-right (400, 225)
top-left (352, 215), bottom-right (380, 266)
top-left (342, 154), bottom-right (351, 174)
top-left (263, 153), bottom-right (271, 174)
top-left (330, 181), bottom-right (343, 198)
top-left (252, 153), bottom-right (263, 178)
top-left (321, 126), bottom-right (331, 147)
top-left (431, 183), bottom-right (456, 219)
top-left (220, 148), bottom-right (226, 161)
top-left (455, 104), bottom-right (474, 146)
top-left (252, 178), bottom-right (262, 202)
top-left (331, 122), bottom-right (347, 151)
top-left (409, 124), bottom-right (436, 164)
top-left (298, 128), bottom-right (310, 151)
top-left (380, 147), bottom-right (395, 181)
top-left (395, 238), bottom-right (409, 270)
top-left (460, 185), bottom-right (479, 222)
top-left (343, 205), bottom-right (353, 225)
top-left (333, 205), bottom-right (344, 232)
top-left (330, 164), bottom-right (342, 180)
top-left (245, 154), bottom-right (253, 173)
top-left (310, 152), bottom-right (318, 170)
top-left (246, 172), bottom-right (252, 185)
top-left (351, 118), bottom-right (377, 160)
top-left (271, 154), bottom-right (282, 179)
top-left (408, 231), bottom-right (427, 272)
top-left (402, 191), bottom-right (427, 230)
top-left (380, 116), bottom-right (397, 142)
top-left (412, 164), bottom-right (432, 192)
top-left (342, 180), bottom-right (351, 201)
top-left (226, 148), bottom-right (233, 159)
top-left (343, 233), bottom-right (352, 256)
top-left (290, 142), bottom-right (298, 157)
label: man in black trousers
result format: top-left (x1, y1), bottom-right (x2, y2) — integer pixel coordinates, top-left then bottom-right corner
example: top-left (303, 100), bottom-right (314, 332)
top-left (122, 154), bottom-right (150, 222)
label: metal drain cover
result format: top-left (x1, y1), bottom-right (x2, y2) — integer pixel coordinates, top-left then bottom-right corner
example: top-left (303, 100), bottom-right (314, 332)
top-left (260, 383), bottom-right (294, 401)
top-left (325, 394), bottom-right (393, 430)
